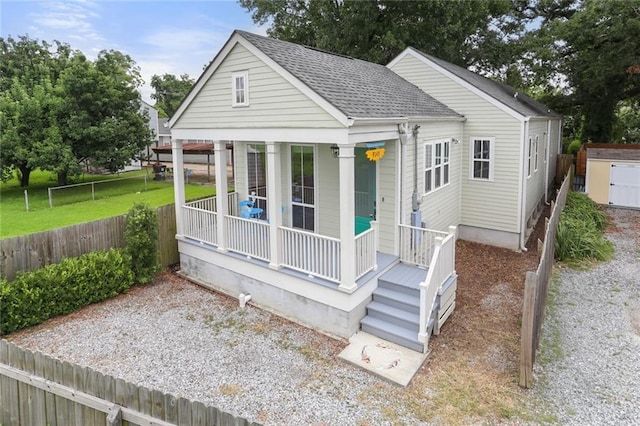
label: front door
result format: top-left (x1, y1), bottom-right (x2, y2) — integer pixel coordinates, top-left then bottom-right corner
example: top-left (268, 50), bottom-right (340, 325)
top-left (354, 147), bottom-right (376, 234)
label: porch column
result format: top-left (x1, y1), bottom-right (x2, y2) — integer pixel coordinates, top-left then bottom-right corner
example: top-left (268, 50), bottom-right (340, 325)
top-left (171, 139), bottom-right (185, 236)
top-left (214, 141), bottom-right (228, 252)
top-left (338, 143), bottom-right (357, 293)
top-left (265, 141), bottom-right (282, 269)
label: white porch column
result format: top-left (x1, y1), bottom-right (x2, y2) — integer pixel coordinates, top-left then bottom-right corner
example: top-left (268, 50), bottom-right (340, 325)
top-left (338, 143), bottom-right (356, 293)
top-left (265, 141), bottom-right (282, 269)
top-left (214, 141), bottom-right (228, 252)
top-left (171, 139), bottom-right (185, 236)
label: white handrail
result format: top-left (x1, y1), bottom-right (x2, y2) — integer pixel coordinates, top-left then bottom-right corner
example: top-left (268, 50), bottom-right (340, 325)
top-left (279, 227), bottom-right (341, 283)
top-left (355, 226), bottom-right (377, 279)
top-left (418, 233), bottom-right (455, 347)
top-left (182, 206), bottom-right (217, 245)
top-left (398, 224), bottom-right (449, 268)
top-left (226, 215), bottom-right (270, 261)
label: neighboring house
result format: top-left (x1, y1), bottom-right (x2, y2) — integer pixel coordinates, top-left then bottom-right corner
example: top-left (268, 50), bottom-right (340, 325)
top-left (388, 49), bottom-right (563, 250)
top-left (137, 100), bottom-right (160, 168)
top-left (584, 144), bottom-right (640, 209)
top-left (166, 30), bottom-right (560, 352)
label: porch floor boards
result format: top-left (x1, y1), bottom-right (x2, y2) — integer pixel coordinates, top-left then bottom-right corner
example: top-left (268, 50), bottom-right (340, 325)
top-left (379, 263), bottom-right (428, 290)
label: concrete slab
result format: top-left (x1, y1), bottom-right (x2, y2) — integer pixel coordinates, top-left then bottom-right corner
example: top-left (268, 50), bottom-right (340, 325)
top-left (337, 331), bottom-right (429, 387)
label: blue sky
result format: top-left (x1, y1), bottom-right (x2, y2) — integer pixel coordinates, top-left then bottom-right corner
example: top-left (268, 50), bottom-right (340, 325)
top-left (0, 0), bottom-right (267, 102)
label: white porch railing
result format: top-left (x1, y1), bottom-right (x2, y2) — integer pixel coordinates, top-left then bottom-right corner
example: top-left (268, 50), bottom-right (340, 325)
top-left (184, 192), bottom-right (238, 216)
top-left (418, 230), bottom-right (456, 348)
top-left (354, 225), bottom-right (377, 279)
top-left (226, 215), bottom-right (270, 262)
top-left (279, 227), bottom-right (341, 283)
top-left (182, 206), bottom-right (217, 245)
top-left (398, 224), bottom-right (449, 268)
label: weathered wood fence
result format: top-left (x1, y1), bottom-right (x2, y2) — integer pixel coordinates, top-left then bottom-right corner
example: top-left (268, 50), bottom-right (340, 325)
top-left (519, 171), bottom-right (572, 388)
top-left (1, 204), bottom-right (178, 281)
top-left (555, 154), bottom-right (573, 185)
top-left (0, 340), bottom-right (259, 426)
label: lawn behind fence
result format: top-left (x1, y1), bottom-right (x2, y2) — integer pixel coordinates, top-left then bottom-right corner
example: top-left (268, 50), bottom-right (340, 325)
top-left (0, 169), bottom-right (215, 238)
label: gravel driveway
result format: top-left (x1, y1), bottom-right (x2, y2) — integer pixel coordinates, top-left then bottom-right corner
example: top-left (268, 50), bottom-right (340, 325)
top-left (532, 207), bottom-right (640, 424)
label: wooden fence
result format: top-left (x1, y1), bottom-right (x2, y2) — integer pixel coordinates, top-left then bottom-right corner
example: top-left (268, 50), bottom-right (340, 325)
top-left (0, 340), bottom-right (259, 426)
top-left (519, 171), bottom-right (572, 388)
top-left (1, 204), bottom-right (178, 281)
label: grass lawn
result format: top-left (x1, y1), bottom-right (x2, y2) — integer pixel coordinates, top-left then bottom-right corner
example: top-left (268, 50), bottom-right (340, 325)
top-left (0, 169), bottom-right (216, 238)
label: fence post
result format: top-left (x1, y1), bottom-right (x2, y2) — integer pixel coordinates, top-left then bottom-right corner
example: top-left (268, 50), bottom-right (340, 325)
top-left (24, 190), bottom-right (29, 212)
top-left (519, 271), bottom-right (538, 388)
top-left (48, 187), bottom-right (53, 208)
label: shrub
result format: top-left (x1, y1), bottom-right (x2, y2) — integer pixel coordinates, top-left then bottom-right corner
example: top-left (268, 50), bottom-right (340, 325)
top-left (0, 249), bottom-right (134, 335)
top-left (555, 192), bottom-right (613, 262)
top-left (125, 203), bottom-right (159, 284)
top-left (567, 139), bottom-right (582, 155)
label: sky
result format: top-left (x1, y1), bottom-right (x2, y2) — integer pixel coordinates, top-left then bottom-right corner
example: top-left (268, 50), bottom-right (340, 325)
top-left (0, 0), bottom-right (267, 102)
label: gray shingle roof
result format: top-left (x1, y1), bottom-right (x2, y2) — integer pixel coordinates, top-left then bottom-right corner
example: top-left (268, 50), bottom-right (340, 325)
top-left (236, 31), bottom-right (461, 120)
top-left (407, 48), bottom-right (560, 118)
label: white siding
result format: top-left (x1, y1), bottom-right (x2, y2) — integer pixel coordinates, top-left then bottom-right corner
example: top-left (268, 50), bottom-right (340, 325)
top-left (316, 144), bottom-right (340, 238)
top-left (525, 120), bottom-right (548, 221)
top-left (390, 55), bottom-right (523, 234)
top-left (173, 44), bottom-right (342, 130)
top-left (376, 140), bottom-right (398, 253)
top-left (399, 121), bottom-right (464, 232)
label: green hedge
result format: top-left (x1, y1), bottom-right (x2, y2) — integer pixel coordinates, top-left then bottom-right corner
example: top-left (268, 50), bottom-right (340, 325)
top-left (0, 248), bottom-right (134, 335)
top-left (555, 192), bottom-right (613, 262)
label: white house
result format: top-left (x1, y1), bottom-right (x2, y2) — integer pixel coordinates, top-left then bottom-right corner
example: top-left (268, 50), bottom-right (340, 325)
top-left (167, 31), bottom-right (561, 352)
top-left (388, 48), bottom-right (563, 250)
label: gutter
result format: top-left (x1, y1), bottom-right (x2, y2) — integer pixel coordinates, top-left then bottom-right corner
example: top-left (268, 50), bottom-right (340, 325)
top-left (519, 119), bottom-right (530, 252)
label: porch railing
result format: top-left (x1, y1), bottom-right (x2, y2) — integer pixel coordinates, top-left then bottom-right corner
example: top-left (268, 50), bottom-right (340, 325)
top-left (182, 206), bottom-right (217, 245)
top-left (226, 215), bottom-right (270, 262)
top-left (354, 225), bottom-right (377, 279)
top-left (184, 192), bottom-right (238, 215)
top-left (418, 231), bottom-right (456, 348)
top-left (279, 227), bottom-right (341, 283)
top-left (398, 224), bottom-right (449, 268)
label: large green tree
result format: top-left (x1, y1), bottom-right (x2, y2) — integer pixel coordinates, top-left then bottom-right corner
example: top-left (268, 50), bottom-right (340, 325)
top-left (520, 0), bottom-right (640, 142)
top-left (0, 36), bottom-right (152, 186)
top-left (150, 73), bottom-right (194, 118)
top-left (239, 0), bottom-right (517, 69)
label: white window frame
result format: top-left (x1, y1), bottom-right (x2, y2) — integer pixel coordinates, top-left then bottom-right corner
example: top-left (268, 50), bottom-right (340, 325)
top-left (424, 139), bottom-right (450, 194)
top-left (469, 137), bottom-right (494, 181)
top-left (534, 134), bottom-right (539, 172)
top-left (289, 144), bottom-right (317, 232)
top-left (527, 137), bottom-right (533, 178)
top-left (231, 71), bottom-right (249, 107)
top-left (246, 143), bottom-right (267, 216)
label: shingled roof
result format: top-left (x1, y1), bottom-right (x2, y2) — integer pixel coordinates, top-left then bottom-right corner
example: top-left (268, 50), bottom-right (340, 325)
top-left (236, 30), bottom-right (461, 120)
top-left (407, 48), bottom-right (560, 119)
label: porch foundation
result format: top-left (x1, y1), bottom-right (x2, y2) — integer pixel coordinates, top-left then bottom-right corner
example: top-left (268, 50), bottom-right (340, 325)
top-left (177, 239), bottom-right (374, 339)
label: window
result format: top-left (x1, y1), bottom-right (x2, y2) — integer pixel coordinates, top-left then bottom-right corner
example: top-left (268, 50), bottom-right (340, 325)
top-left (471, 137), bottom-right (493, 180)
top-left (527, 137), bottom-right (533, 177)
top-left (291, 145), bottom-right (315, 231)
top-left (232, 71), bottom-right (249, 106)
top-left (534, 135), bottom-right (539, 172)
top-left (247, 144), bottom-right (267, 217)
top-left (424, 139), bottom-right (450, 193)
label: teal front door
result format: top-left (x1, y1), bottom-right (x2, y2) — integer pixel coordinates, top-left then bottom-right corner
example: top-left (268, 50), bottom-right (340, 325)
top-left (354, 147), bottom-right (376, 234)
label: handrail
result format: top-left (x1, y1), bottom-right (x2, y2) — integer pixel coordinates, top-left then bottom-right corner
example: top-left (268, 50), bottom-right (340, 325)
top-left (279, 227), bottom-right (341, 283)
top-left (418, 232), bottom-right (455, 348)
top-left (355, 226), bottom-right (377, 279)
top-left (181, 206), bottom-right (217, 245)
top-left (225, 215), bottom-right (270, 261)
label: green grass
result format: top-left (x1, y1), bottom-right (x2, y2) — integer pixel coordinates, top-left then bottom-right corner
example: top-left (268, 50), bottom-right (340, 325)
top-left (0, 169), bottom-right (216, 238)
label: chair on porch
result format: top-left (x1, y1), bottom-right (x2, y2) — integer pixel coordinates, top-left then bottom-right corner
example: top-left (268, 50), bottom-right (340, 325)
top-left (239, 200), bottom-right (263, 219)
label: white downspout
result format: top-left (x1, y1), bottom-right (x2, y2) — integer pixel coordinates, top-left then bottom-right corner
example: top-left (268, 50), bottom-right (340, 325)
top-left (519, 120), bottom-right (530, 252)
top-left (544, 120), bottom-right (551, 204)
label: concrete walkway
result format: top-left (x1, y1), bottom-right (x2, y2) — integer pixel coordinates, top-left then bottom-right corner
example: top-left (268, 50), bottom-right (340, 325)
top-left (338, 331), bottom-right (429, 387)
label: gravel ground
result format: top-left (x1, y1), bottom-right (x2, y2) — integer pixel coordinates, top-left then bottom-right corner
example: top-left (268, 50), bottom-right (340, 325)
top-left (7, 273), bottom-right (418, 425)
top-left (532, 207), bottom-right (640, 424)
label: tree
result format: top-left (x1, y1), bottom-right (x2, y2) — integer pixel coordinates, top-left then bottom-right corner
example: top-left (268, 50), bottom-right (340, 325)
top-left (521, 0), bottom-right (640, 142)
top-left (0, 35), bottom-right (153, 186)
top-left (150, 73), bottom-right (194, 118)
top-left (239, 0), bottom-right (517, 69)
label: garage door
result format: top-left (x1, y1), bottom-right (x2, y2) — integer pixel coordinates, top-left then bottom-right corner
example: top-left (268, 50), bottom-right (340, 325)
top-left (609, 163), bottom-right (640, 208)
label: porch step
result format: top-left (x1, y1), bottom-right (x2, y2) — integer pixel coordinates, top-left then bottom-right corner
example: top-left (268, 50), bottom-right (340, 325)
top-left (371, 287), bottom-right (420, 315)
top-left (360, 316), bottom-right (424, 353)
top-left (377, 263), bottom-right (426, 297)
top-left (366, 301), bottom-right (420, 331)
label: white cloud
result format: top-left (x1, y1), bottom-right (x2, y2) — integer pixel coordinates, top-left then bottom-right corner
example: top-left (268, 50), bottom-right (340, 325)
top-left (30, 0), bottom-right (104, 47)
